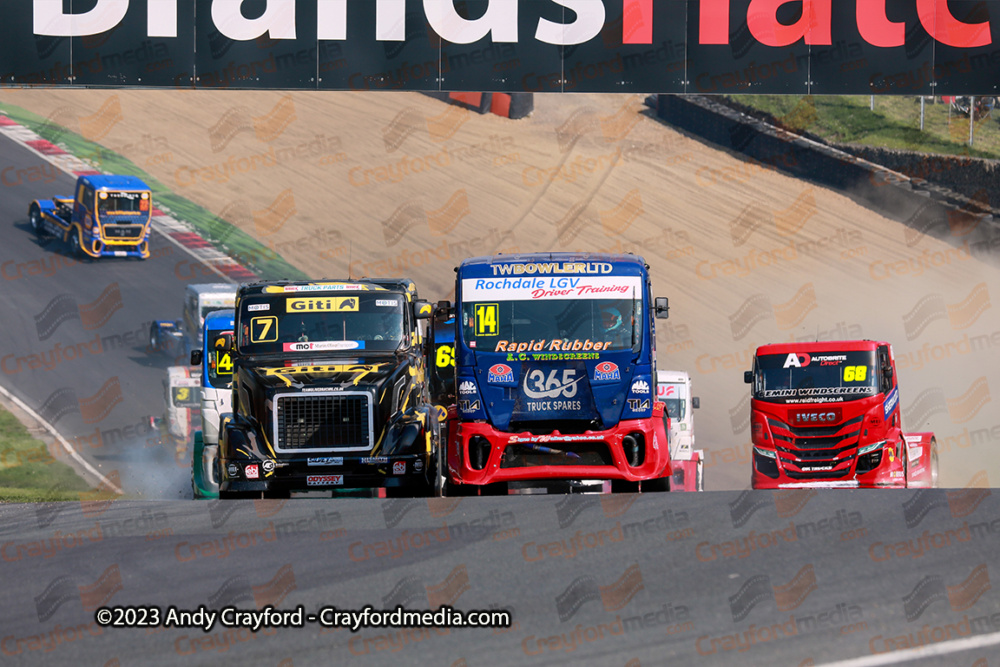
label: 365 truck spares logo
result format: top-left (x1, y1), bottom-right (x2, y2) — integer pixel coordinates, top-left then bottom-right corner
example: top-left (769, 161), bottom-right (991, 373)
top-left (32, 1), bottom-right (993, 51)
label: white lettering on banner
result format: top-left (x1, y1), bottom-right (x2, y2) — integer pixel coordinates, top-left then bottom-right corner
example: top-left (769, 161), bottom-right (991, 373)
top-left (34, 0), bottom-right (128, 37)
top-left (212, 0), bottom-right (297, 40)
top-left (29, 1), bottom-right (994, 50)
top-left (536, 0), bottom-right (604, 45)
top-left (462, 276), bottom-right (642, 302)
top-left (423, 0), bottom-right (517, 44)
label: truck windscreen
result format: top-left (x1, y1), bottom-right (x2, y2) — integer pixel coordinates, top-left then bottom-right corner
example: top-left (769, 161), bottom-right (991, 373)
top-left (659, 383), bottom-right (686, 420)
top-left (754, 351), bottom-right (878, 404)
top-left (462, 297), bottom-right (642, 353)
top-left (98, 191), bottom-right (149, 215)
top-left (237, 292), bottom-right (407, 355)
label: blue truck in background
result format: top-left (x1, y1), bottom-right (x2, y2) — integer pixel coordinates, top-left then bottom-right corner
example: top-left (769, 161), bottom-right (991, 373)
top-left (29, 174), bottom-right (153, 259)
top-left (445, 253), bottom-right (673, 494)
top-left (188, 309), bottom-right (236, 499)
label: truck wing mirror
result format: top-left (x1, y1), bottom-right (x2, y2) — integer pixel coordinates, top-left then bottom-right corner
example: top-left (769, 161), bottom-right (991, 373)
top-left (744, 371), bottom-right (753, 384)
top-left (190, 349), bottom-right (203, 366)
top-left (654, 297), bottom-right (669, 319)
top-left (436, 300), bottom-right (454, 320)
top-left (213, 332), bottom-right (234, 353)
top-left (414, 300), bottom-right (432, 320)
top-left (692, 397), bottom-right (700, 409)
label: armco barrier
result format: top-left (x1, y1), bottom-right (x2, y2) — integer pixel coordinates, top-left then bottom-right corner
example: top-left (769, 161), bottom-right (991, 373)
top-left (656, 95), bottom-right (1000, 252)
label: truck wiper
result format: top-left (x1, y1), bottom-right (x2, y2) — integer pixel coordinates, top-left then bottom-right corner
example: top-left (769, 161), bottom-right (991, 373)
top-left (630, 287), bottom-right (637, 349)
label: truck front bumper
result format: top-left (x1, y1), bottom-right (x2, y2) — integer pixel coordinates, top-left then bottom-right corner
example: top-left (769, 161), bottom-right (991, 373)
top-left (219, 452), bottom-right (434, 495)
top-left (447, 418), bottom-right (671, 487)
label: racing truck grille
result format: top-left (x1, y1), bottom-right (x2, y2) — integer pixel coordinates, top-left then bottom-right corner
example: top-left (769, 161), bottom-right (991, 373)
top-left (500, 440), bottom-right (612, 468)
top-left (768, 417), bottom-right (861, 478)
top-left (104, 224), bottom-right (144, 240)
top-left (274, 393), bottom-right (372, 452)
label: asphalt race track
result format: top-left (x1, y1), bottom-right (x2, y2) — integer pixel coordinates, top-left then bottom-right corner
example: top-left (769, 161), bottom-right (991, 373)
top-left (0, 132), bottom-right (218, 499)
top-left (2, 92), bottom-right (1000, 665)
top-left (2, 493), bottom-right (999, 666)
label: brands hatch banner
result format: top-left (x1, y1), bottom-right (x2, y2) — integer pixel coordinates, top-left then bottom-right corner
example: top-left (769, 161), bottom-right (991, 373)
top-left (3, 0), bottom-right (1000, 94)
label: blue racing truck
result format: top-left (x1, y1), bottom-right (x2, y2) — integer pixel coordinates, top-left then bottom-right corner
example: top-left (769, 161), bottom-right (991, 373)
top-left (189, 309), bottom-right (235, 499)
top-left (29, 174), bottom-right (153, 259)
top-left (446, 253), bottom-right (672, 493)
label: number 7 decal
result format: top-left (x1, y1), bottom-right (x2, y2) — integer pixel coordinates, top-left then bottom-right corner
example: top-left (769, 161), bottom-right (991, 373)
top-left (251, 316), bottom-right (278, 343)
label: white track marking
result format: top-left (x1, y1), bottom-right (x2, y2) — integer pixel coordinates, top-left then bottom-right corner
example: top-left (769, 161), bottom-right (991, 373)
top-left (0, 382), bottom-right (123, 495)
top-left (815, 631), bottom-right (1000, 667)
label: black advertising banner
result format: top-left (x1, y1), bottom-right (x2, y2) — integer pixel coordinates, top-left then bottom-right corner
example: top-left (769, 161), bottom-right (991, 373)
top-left (3, 0), bottom-right (1000, 94)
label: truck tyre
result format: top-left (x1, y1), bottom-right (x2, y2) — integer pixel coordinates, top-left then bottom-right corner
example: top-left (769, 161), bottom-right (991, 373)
top-left (930, 438), bottom-right (939, 488)
top-left (643, 476), bottom-right (671, 493)
top-left (150, 324), bottom-right (161, 351)
top-left (480, 482), bottom-right (508, 496)
top-left (611, 479), bottom-right (639, 494)
top-left (67, 227), bottom-right (83, 258)
top-left (30, 205), bottom-right (46, 239)
top-left (219, 490), bottom-right (262, 500)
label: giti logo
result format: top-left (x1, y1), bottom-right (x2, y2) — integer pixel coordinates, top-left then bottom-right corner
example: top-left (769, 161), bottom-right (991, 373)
top-left (729, 189), bottom-right (817, 247)
top-left (209, 95), bottom-right (297, 152)
top-left (729, 564), bottom-right (818, 622)
top-left (382, 105), bottom-right (470, 153)
top-left (728, 283), bottom-right (817, 340)
top-left (286, 297), bottom-right (358, 313)
top-left (901, 283), bottom-right (991, 340)
top-left (902, 564), bottom-right (990, 621)
top-left (555, 564), bottom-right (644, 622)
top-left (34, 564), bottom-right (123, 622)
top-left (381, 190), bottom-right (470, 246)
top-left (207, 564), bottom-right (297, 609)
top-left (34, 283), bottom-right (123, 340)
top-left (78, 96), bottom-right (123, 142)
top-left (38, 377), bottom-right (124, 424)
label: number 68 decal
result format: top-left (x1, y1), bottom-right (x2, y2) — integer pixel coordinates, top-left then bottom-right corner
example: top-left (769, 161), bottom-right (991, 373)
top-left (843, 365), bottom-right (868, 382)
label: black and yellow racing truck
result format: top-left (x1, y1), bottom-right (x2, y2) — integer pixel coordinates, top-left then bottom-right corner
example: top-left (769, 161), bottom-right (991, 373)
top-left (217, 279), bottom-right (441, 498)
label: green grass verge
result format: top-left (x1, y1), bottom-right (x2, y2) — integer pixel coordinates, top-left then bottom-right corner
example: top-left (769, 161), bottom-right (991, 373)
top-left (0, 101), bottom-right (309, 281)
top-left (0, 405), bottom-right (91, 502)
top-left (724, 95), bottom-right (1000, 159)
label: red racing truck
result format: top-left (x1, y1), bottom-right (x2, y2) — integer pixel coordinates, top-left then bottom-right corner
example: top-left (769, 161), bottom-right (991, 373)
top-left (745, 340), bottom-right (938, 489)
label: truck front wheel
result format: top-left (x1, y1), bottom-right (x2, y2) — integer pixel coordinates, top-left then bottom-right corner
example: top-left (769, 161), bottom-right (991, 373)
top-left (67, 227), bottom-right (83, 258)
top-left (149, 324), bottom-right (161, 351)
top-left (930, 439), bottom-right (939, 488)
top-left (643, 476), bottom-right (671, 493)
top-left (30, 205), bottom-right (46, 239)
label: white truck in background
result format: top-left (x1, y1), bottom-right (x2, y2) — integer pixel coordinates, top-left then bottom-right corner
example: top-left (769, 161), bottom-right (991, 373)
top-left (658, 370), bottom-right (704, 491)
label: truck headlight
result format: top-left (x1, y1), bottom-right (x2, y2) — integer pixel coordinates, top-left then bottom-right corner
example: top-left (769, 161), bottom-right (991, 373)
top-left (858, 440), bottom-right (886, 456)
top-left (753, 446), bottom-right (776, 459)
